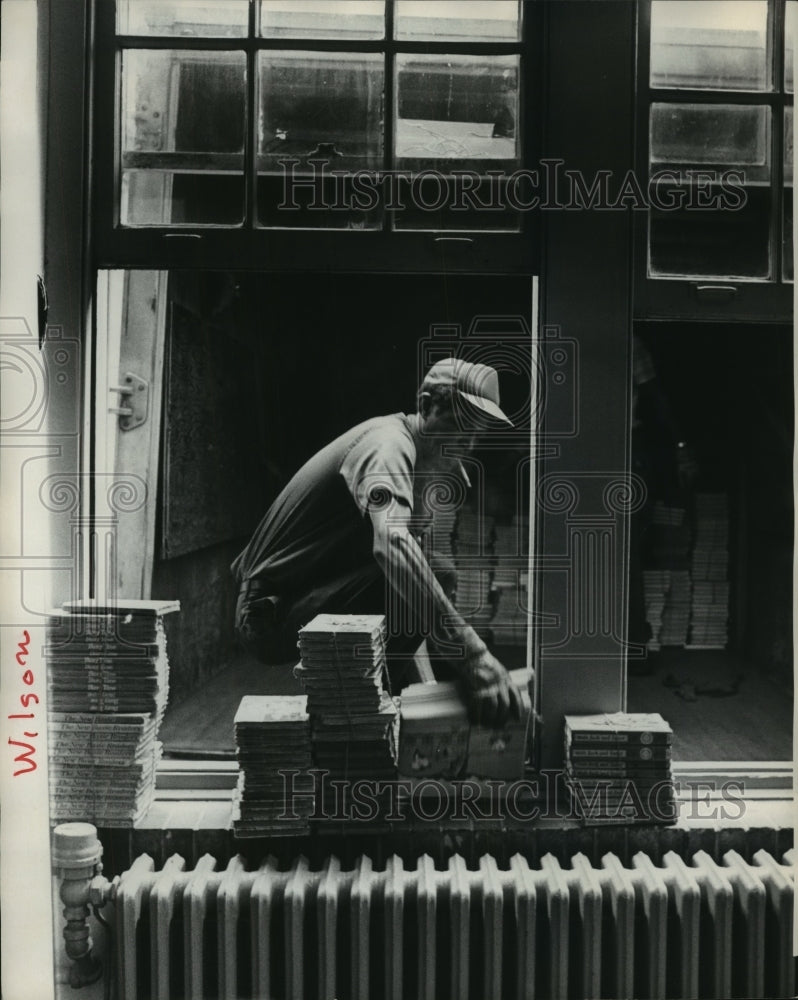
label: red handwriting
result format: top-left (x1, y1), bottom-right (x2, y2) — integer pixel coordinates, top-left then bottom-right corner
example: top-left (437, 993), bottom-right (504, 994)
top-left (9, 630), bottom-right (38, 776)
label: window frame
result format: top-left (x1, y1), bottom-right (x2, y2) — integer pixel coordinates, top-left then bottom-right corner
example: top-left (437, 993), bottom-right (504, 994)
top-left (92, 0), bottom-right (542, 275)
top-left (633, 0), bottom-right (794, 322)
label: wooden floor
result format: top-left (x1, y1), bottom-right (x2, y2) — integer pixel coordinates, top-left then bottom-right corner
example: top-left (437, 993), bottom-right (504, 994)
top-left (160, 647), bottom-right (793, 761)
top-left (627, 648), bottom-right (793, 761)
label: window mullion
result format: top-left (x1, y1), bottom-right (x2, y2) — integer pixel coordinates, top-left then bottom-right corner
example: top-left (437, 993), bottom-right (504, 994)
top-left (771, 0), bottom-right (787, 281)
top-left (245, 0), bottom-right (257, 228)
top-left (384, 1), bottom-right (395, 233)
top-left (771, 0), bottom-right (784, 92)
top-left (648, 88), bottom-right (780, 106)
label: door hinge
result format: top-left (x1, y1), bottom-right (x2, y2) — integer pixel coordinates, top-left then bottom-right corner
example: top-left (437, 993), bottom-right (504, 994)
top-left (109, 372), bottom-right (149, 431)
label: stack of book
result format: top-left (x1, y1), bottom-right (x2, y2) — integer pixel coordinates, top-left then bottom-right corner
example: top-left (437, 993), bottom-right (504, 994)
top-left (492, 516), bottom-right (528, 646)
top-left (455, 509), bottom-right (494, 625)
top-left (691, 493), bottom-right (729, 580)
top-left (564, 712), bottom-right (675, 825)
top-left (46, 598), bottom-right (178, 827)
top-left (232, 695), bottom-right (314, 837)
top-left (296, 614), bottom-right (399, 806)
top-left (642, 568), bottom-right (669, 650)
top-left (688, 581), bottom-right (730, 649)
top-left (648, 504), bottom-right (690, 570)
top-left (430, 505), bottom-right (458, 560)
top-left (659, 569), bottom-right (691, 646)
top-left (399, 668), bottom-right (532, 781)
top-left (311, 700), bottom-right (399, 783)
top-left (651, 502), bottom-right (686, 528)
top-left (688, 494), bottom-right (729, 648)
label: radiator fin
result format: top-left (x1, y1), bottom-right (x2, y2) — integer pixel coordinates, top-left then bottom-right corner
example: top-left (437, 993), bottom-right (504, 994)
top-left (631, 851), bottom-right (668, 999)
top-left (539, 852), bottom-right (570, 999)
top-left (448, 854), bottom-right (470, 999)
top-left (599, 852), bottom-right (635, 1000)
top-left (568, 852), bottom-right (603, 1000)
top-left (111, 847), bottom-right (794, 1000)
top-left (151, 854), bottom-right (186, 1000)
top-left (182, 854), bottom-right (218, 1000)
top-left (116, 853), bottom-right (155, 1000)
top-left (723, 849), bottom-right (766, 997)
top-left (416, 854), bottom-right (437, 1000)
top-left (383, 854), bottom-right (404, 1000)
top-left (692, 850), bottom-right (734, 998)
top-left (662, 851), bottom-right (701, 999)
top-left (752, 848), bottom-right (795, 999)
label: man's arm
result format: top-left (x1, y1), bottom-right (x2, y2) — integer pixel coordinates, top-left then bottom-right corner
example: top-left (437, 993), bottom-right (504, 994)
top-left (370, 501), bottom-right (522, 727)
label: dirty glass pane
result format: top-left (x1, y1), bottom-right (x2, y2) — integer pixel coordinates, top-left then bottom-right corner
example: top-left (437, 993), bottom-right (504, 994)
top-left (393, 53), bottom-right (521, 230)
top-left (395, 54), bottom-right (520, 169)
top-left (784, 109), bottom-right (793, 280)
top-left (256, 51), bottom-right (383, 227)
top-left (117, 0), bottom-right (249, 37)
top-left (260, 0), bottom-right (384, 39)
top-left (120, 50), bottom-right (246, 225)
top-left (395, 1), bottom-right (521, 42)
top-left (786, 1), bottom-right (796, 93)
top-left (651, 103), bottom-right (770, 180)
top-left (122, 173), bottom-right (245, 225)
top-left (649, 102), bottom-right (771, 277)
top-left (650, 1), bottom-right (768, 91)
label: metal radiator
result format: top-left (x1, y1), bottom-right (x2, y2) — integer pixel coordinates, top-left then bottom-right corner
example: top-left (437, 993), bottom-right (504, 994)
top-left (114, 848), bottom-right (795, 1000)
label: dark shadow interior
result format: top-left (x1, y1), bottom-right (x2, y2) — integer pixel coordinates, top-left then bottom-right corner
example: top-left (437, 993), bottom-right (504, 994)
top-left (153, 277), bottom-right (793, 760)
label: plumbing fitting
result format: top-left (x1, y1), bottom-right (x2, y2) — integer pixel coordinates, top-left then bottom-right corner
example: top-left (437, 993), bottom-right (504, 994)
top-left (52, 823), bottom-right (117, 988)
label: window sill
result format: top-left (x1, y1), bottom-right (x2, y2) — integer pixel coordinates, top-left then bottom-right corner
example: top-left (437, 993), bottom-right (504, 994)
top-left (146, 758), bottom-right (793, 833)
top-left (82, 760), bottom-right (793, 875)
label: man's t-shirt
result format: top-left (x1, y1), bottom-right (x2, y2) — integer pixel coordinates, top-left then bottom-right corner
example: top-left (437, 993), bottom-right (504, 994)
top-left (231, 414), bottom-right (420, 595)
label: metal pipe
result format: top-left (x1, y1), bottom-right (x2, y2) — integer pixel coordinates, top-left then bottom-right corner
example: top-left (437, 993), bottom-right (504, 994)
top-left (51, 822), bottom-right (115, 989)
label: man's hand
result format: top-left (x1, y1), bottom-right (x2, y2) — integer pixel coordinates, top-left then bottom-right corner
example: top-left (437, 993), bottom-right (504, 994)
top-left (461, 646), bottom-right (523, 728)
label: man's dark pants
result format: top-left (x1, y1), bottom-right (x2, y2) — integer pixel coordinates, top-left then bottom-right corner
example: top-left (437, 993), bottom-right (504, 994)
top-left (235, 555), bottom-right (457, 687)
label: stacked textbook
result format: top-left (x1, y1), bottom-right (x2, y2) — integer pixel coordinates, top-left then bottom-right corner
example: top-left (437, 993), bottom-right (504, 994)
top-left (564, 712), bottom-right (675, 825)
top-left (296, 614), bottom-right (399, 809)
top-left (455, 508), bottom-right (494, 627)
top-left (492, 515), bottom-right (528, 647)
top-left (232, 695), bottom-right (314, 837)
top-left (46, 599), bottom-right (179, 827)
top-left (687, 493), bottom-right (730, 648)
top-left (659, 570), bottom-right (691, 647)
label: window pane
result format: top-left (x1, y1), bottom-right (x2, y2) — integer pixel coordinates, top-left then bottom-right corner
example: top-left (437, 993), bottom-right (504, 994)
top-left (651, 103), bottom-right (770, 179)
top-left (120, 50), bottom-right (246, 225)
top-left (260, 0), bottom-right (384, 39)
top-left (256, 51), bottom-right (383, 228)
top-left (650, 1), bottom-right (768, 91)
top-left (394, 54), bottom-right (521, 231)
top-left (395, 1), bottom-right (521, 42)
top-left (122, 51), bottom-right (246, 154)
top-left (117, 0), bottom-right (249, 37)
top-left (786, 1), bottom-right (796, 93)
top-left (649, 104), bottom-right (772, 279)
top-left (395, 54), bottom-right (520, 169)
top-left (785, 109), bottom-right (793, 281)
top-left (122, 173), bottom-right (245, 225)
top-left (648, 181), bottom-right (771, 278)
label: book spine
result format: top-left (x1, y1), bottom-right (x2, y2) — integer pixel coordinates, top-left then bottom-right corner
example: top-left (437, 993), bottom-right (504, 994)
top-left (569, 747), bottom-right (670, 760)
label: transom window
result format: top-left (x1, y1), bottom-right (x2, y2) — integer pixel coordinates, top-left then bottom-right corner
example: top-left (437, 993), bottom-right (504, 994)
top-left (94, 0), bottom-right (537, 272)
top-left (636, 0), bottom-right (793, 319)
